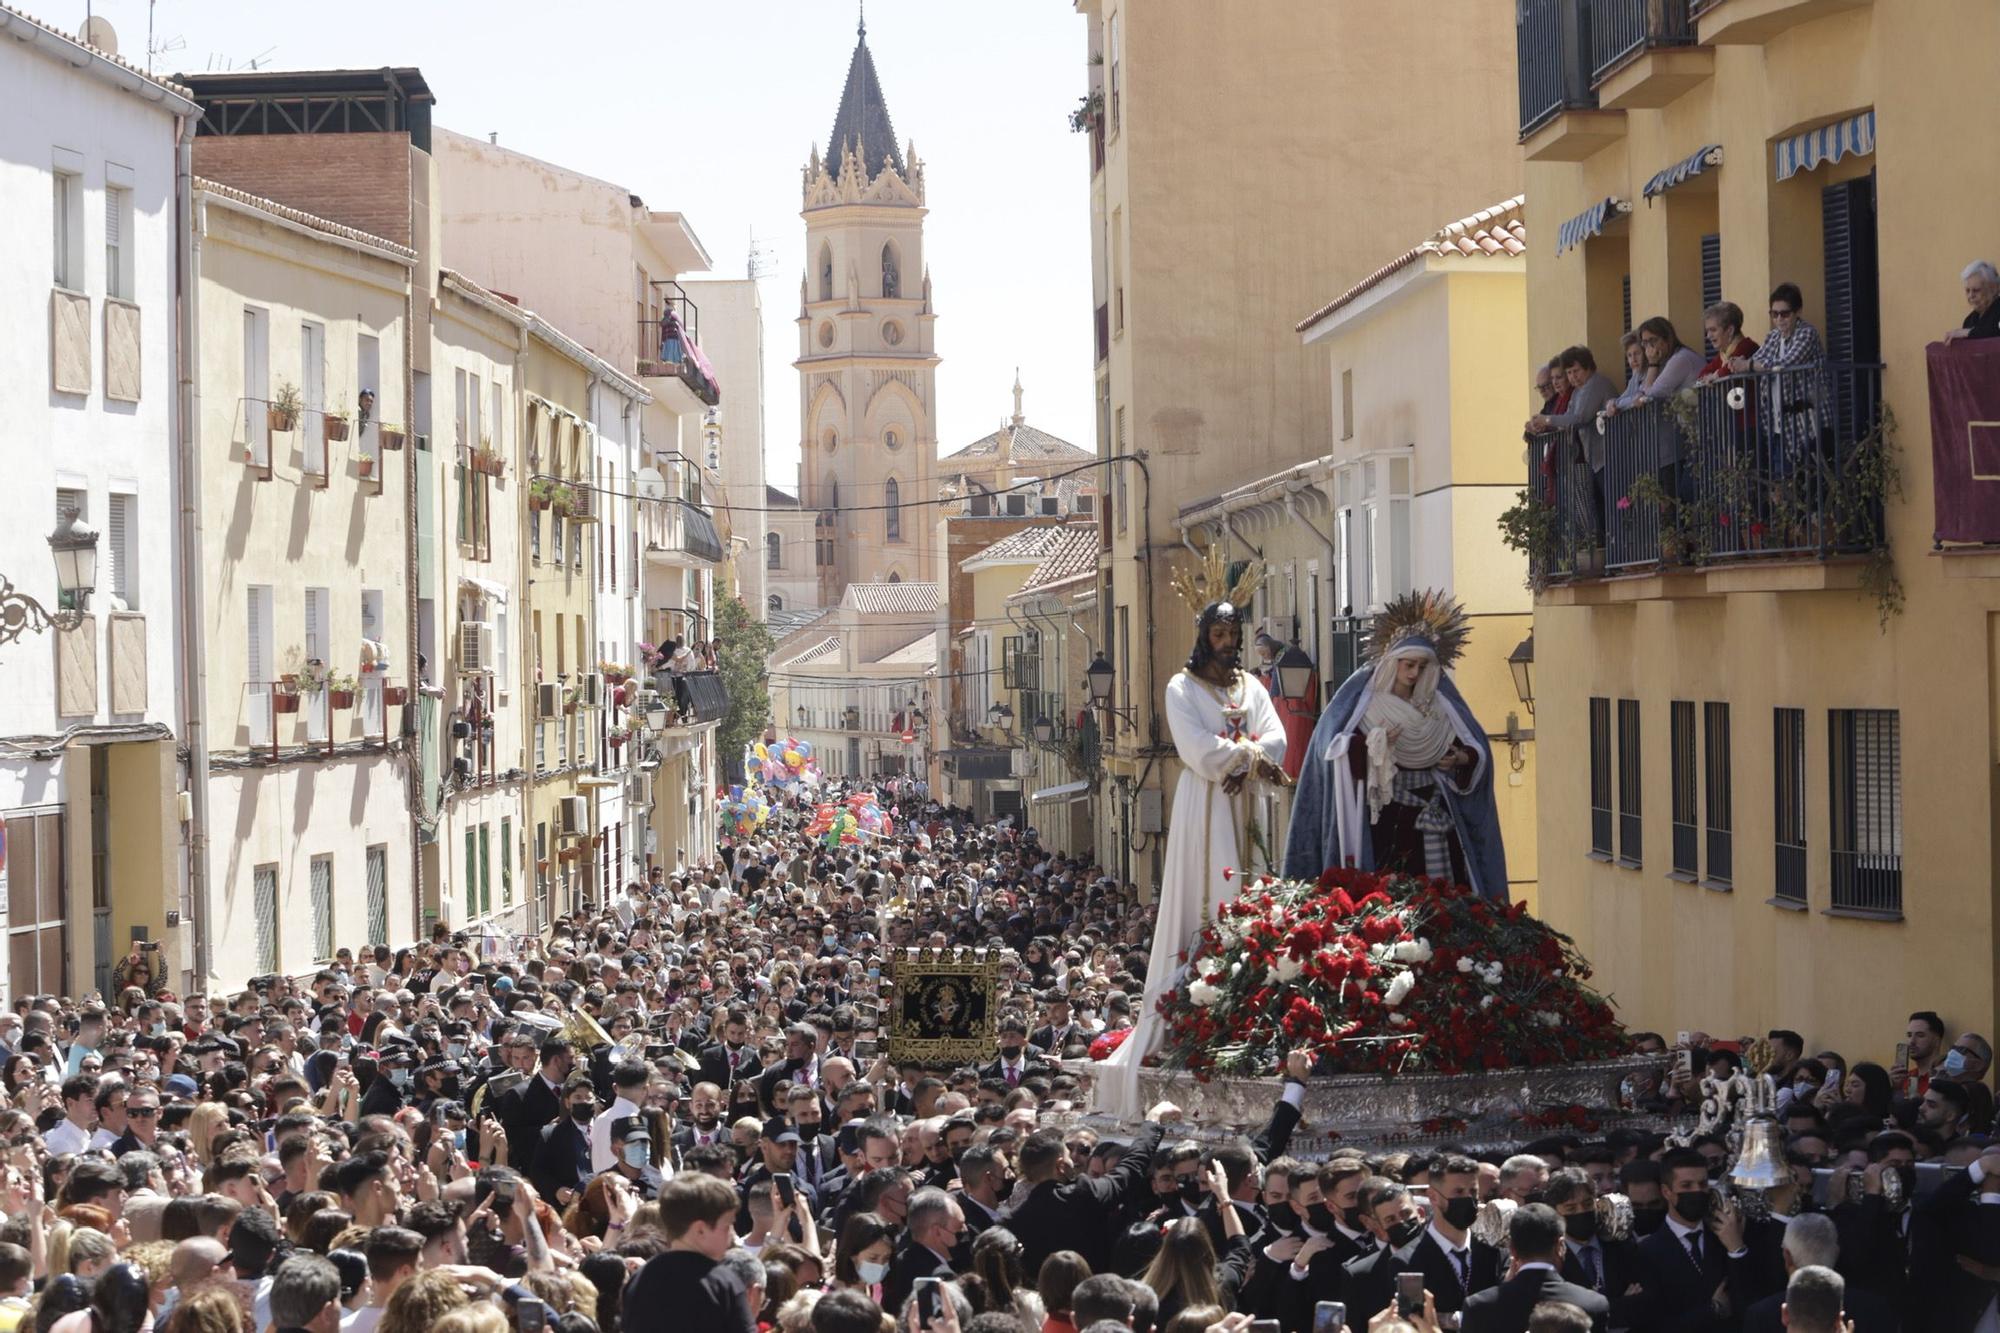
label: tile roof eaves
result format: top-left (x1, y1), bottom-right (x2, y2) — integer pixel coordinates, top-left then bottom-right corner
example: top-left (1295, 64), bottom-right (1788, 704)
top-left (199, 179), bottom-right (417, 263)
top-left (0, 3), bottom-right (199, 108)
top-left (1294, 195), bottom-right (1527, 333)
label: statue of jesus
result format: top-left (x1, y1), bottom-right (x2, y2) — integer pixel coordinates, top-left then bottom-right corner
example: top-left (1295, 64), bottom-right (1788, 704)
top-left (1095, 596), bottom-right (1286, 1117)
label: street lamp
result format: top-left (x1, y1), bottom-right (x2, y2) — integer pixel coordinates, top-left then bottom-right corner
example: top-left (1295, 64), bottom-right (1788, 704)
top-left (1273, 643), bottom-right (1316, 702)
top-left (1085, 653), bottom-right (1114, 707)
top-left (986, 701), bottom-right (1014, 728)
top-left (1508, 632), bottom-right (1535, 716)
top-left (644, 698), bottom-right (670, 732)
top-left (796, 705), bottom-right (809, 727)
top-left (1031, 716), bottom-right (1055, 745)
top-left (0, 508), bottom-right (100, 647)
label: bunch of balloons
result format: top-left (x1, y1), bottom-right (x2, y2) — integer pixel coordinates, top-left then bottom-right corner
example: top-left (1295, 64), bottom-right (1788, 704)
top-left (747, 737), bottom-right (821, 787)
top-left (720, 785), bottom-right (770, 837)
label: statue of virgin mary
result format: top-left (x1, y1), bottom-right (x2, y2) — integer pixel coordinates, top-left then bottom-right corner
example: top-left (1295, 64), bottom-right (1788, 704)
top-left (1281, 591), bottom-right (1509, 901)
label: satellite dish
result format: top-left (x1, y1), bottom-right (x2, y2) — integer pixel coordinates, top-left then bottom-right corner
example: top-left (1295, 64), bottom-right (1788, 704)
top-left (80, 16), bottom-right (118, 54)
top-left (635, 467), bottom-right (668, 502)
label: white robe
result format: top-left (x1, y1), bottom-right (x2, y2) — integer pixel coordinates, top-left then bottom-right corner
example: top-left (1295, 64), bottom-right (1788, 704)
top-left (1095, 668), bottom-right (1285, 1117)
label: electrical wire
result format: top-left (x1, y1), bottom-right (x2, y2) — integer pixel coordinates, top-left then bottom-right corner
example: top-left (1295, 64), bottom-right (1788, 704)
top-left (537, 456), bottom-right (1113, 517)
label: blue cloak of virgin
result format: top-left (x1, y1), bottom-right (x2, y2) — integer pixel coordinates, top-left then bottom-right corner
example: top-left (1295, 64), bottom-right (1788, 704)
top-left (1279, 648), bottom-right (1511, 902)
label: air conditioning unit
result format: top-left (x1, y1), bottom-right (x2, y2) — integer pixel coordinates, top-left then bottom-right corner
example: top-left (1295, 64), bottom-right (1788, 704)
top-left (583, 672), bottom-right (602, 707)
top-left (1010, 748), bottom-right (1031, 778)
top-left (537, 682), bottom-right (560, 718)
top-left (559, 795), bottom-right (589, 835)
top-left (458, 622), bottom-right (496, 674)
top-left (626, 774), bottom-right (652, 806)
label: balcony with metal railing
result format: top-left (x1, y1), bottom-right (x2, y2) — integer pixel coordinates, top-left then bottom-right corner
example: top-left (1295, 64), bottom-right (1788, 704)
top-left (1517, 0), bottom-right (1626, 160)
top-left (1531, 363), bottom-right (1887, 595)
top-left (637, 280), bottom-right (721, 408)
top-left (1589, 0), bottom-right (1709, 107)
top-left (642, 496), bottom-right (725, 567)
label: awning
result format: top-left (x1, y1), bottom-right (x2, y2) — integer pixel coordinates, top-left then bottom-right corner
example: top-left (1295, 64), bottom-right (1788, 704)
top-left (1776, 109), bottom-right (1874, 181)
top-left (1644, 144), bottom-right (1723, 199)
top-left (458, 573), bottom-right (508, 603)
top-left (1031, 779), bottom-right (1091, 803)
top-left (940, 748), bottom-right (1012, 781)
top-left (1555, 197), bottom-right (1630, 256)
top-left (681, 502), bottom-right (724, 563)
top-left (683, 671), bottom-right (730, 725)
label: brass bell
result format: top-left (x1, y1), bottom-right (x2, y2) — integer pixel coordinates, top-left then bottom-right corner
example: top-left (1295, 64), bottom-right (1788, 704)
top-left (1730, 1118), bottom-right (1787, 1192)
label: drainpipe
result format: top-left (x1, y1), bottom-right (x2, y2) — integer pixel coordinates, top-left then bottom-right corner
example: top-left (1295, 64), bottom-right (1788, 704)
top-left (402, 244), bottom-right (421, 943)
top-left (173, 113), bottom-right (214, 991)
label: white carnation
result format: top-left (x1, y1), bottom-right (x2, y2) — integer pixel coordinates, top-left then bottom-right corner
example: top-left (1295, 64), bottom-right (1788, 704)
top-left (1393, 938), bottom-right (1433, 964)
top-left (1456, 956), bottom-right (1476, 974)
top-left (1384, 971), bottom-right (1416, 1007)
top-left (1189, 978), bottom-right (1224, 1007)
top-left (1480, 994), bottom-right (1497, 1010)
top-left (1275, 953), bottom-right (1304, 983)
top-left (1535, 1010), bottom-right (1562, 1027)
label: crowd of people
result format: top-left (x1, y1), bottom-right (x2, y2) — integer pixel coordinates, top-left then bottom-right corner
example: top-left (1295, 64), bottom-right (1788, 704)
top-left (0, 782), bottom-right (1989, 1333)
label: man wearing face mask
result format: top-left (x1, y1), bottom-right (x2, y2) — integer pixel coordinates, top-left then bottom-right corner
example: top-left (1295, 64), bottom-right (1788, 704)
top-left (592, 1061), bottom-right (652, 1173)
top-left (979, 1018), bottom-right (1050, 1089)
top-left (1633, 1148), bottom-right (1742, 1330)
top-left (955, 1144), bottom-right (1011, 1237)
top-left (1007, 1098), bottom-right (1178, 1278)
top-left (608, 1115), bottom-right (664, 1201)
top-left (1826, 1133), bottom-right (1916, 1308)
top-left (358, 1047), bottom-right (414, 1118)
top-left (785, 1085), bottom-right (836, 1193)
top-left (1341, 1172), bottom-right (1497, 1329)
top-left (1545, 1167), bottom-right (1645, 1325)
top-left (529, 1075), bottom-right (598, 1207)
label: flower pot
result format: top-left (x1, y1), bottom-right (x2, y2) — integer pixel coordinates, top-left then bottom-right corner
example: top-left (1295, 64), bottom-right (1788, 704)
top-left (267, 405), bottom-right (298, 432)
top-left (272, 693), bottom-right (301, 715)
top-left (529, 494), bottom-right (550, 511)
top-left (358, 457), bottom-right (376, 478)
top-left (384, 685), bottom-right (408, 706)
top-left (324, 417), bottom-right (351, 443)
top-left (280, 673), bottom-right (300, 689)
top-left (329, 689), bottom-right (356, 710)
top-left (564, 701), bottom-right (578, 716)
top-left (380, 429), bottom-right (406, 451)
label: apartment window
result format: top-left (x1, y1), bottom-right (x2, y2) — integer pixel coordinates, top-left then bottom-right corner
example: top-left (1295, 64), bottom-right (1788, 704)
top-left (301, 321), bottom-right (326, 483)
top-left (885, 478), bottom-right (902, 541)
top-left (104, 183), bottom-right (132, 301)
top-left (464, 827), bottom-right (477, 918)
top-left (767, 532), bottom-right (782, 570)
top-left (501, 816), bottom-right (514, 907)
top-left (479, 822), bottom-right (492, 917)
top-left (52, 168), bottom-right (81, 289)
top-left (1617, 699), bottom-right (1642, 867)
top-left (1111, 208), bottom-right (1125, 335)
top-left (535, 823), bottom-right (548, 902)
top-left (5, 811), bottom-right (70, 998)
top-left (253, 864), bottom-right (279, 973)
top-left (1670, 701), bottom-right (1697, 879)
top-left (1704, 702), bottom-right (1733, 887)
top-left (365, 844), bottom-right (388, 946)
top-left (247, 585), bottom-right (274, 746)
top-left (309, 855), bottom-right (334, 961)
top-left (1340, 369), bottom-right (1355, 441)
top-left (305, 587), bottom-right (331, 743)
top-left (1829, 708), bottom-right (1902, 916)
top-left (101, 492), bottom-right (134, 610)
top-left (1774, 708), bottom-right (1807, 905)
top-left (243, 307), bottom-right (271, 471)
top-left (529, 508), bottom-right (540, 563)
top-left (1107, 12), bottom-right (1122, 136)
top-left (1588, 697), bottom-right (1612, 858)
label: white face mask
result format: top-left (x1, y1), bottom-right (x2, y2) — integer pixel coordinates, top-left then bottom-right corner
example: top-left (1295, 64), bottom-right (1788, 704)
top-left (856, 1259), bottom-right (889, 1285)
top-left (622, 1141), bottom-right (650, 1168)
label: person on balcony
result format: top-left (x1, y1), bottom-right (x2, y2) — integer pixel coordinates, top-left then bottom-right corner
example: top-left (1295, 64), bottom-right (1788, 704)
top-left (1526, 346), bottom-right (1616, 541)
top-left (1945, 260), bottom-right (2000, 342)
top-left (1696, 301), bottom-right (1759, 382)
top-left (1732, 283), bottom-right (1827, 473)
top-left (1731, 283), bottom-right (1824, 376)
top-left (1607, 332), bottom-right (1649, 411)
top-left (1631, 317), bottom-right (1704, 404)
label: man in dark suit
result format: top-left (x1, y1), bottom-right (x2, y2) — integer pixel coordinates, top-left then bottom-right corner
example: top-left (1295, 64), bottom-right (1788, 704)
top-left (754, 1025), bottom-right (821, 1118)
top-left (494, 1036), bottom-right (573, 1181)
top-left (1197, 1052), bottom-right (1309, 1254)
top-left (529, 1075), bottom-right (598, 1206)
top-left (1008, 1098), bottom-right (1174, 1278)
top-left (1545, 1167), bottom-right (1646, 1327)
top-left (671, 1082), bottom-right (730, 1155)
top-left (1343, 1173), bottom-right (1502, 1328)
top-left (1463, 1203), bottom-right (1610, 1333)
top-left (1280, 1159), bottom-right (1382, 1332)
top-left (955, 1144), bottom-right (1010, 1237)
top-left (782, 1084), bottom-right (839, 1195)
top-left (977, 1017), bottom-right (1050, 1089)
top-left (1632, 1149), bottom-right (1736, 1333)
top-left (1029, 996), bottom-right (1078, 1056)
top-left (1739, 1214), bottom-right (1895, 1333)
top-left (696, 1009), bottom-right (762, 1093)
top-left (881, 1186), bottom-right (965, 1314)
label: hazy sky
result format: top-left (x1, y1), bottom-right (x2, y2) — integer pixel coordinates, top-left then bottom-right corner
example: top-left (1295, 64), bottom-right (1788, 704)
top-left (79, 0), bottom-right (1095, 490)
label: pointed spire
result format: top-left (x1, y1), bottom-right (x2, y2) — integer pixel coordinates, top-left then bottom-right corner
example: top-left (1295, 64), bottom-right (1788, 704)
top-left (858, 0), bottom-right (866, 38)
top-left (826, 12), bottom-right (904, 180)
top-left (1011, 369), bottom-right (1025, 428)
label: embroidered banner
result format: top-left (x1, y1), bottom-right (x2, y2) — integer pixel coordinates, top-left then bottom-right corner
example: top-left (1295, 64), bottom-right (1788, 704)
top-left (1927, 340), bottom-right (2000, 543)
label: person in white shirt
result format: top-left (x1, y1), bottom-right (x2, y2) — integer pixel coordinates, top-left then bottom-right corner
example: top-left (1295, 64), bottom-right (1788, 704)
top-left (42, 1074), bottom-right (96, 1156)
top-left (86, 1078), bottom-right (129, 1152)
top-left (591, 1061), bottom-right (649, 1173)
top-left (339, 1225), bottom-right (423, 1333)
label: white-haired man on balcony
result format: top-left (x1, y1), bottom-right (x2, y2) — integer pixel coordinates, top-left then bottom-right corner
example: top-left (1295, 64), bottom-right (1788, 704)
top-left (1945, 259), bottom-right (2000, 342)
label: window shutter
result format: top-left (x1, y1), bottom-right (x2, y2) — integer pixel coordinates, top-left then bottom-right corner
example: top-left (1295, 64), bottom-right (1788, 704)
top-left (1821, 176), bottom-right (1880, 365)
top-left (106, 495), bottom-right (130, 606)
top-left (1621, 273), bottom-right (1632, 335)
top-left (247, 589), bottom-right (266, 685)
top-left (1700, 234), bottom-right (1722, 352)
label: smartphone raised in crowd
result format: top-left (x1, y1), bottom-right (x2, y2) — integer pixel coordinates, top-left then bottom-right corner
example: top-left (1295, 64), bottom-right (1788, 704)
top-left (1396, 1273), bottom-right (1425, 1319)
top-left (915, 1278), bottom-right (945, 1330)
top-left (1313, 1304), bottom-right (1346, 1333)
top-left (515, 1297), bottom-right (548, 1333)
top-left (775, 1173), bottom-right (796, 1208)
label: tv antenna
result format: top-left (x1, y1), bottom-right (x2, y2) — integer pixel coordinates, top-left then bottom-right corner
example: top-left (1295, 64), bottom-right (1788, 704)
top-left (747, 227), bottom-right (781, 280)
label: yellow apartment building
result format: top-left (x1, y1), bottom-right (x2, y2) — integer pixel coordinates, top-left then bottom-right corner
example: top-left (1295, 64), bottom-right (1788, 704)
top-left (1074, 0), bottom-right (1524, 893)
top-left (1520, 0), bottom-right (2000, 1049)
top-left (1004, 523), bottom-right (1105, 858)
top-left (192, 180), bottom-right (415, 983)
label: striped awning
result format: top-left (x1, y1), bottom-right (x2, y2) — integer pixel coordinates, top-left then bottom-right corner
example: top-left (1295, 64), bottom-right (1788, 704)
top-left (1776, 110), bottom-right (1875, 181)
top-left (1555, 197), bottom-right (1630, 256)
top-left (1644, 144), bottom-right (1724, 199)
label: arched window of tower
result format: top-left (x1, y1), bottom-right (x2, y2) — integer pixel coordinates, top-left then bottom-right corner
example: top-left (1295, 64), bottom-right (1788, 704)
top-left (885, 478), bottom-right (901, 541)
top-left (819, 243), bottom-right (834, 303)
top-left (881, 242), bottom-right (900, 300)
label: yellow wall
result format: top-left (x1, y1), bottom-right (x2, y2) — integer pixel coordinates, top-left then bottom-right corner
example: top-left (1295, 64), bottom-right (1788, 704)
top-left (1526, 0), bottom-right (2000, 1053)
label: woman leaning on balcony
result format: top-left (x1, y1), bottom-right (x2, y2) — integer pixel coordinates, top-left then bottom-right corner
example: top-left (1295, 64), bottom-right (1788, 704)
top-left (1605, 331), bottom-right (1649, 413)
top-left (1696, 301), bottom-right (1760, 382)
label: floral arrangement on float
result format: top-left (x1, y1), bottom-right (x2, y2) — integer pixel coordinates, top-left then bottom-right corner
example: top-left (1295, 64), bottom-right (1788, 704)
top-left (1153, 867), bottom-right (1625, 1080)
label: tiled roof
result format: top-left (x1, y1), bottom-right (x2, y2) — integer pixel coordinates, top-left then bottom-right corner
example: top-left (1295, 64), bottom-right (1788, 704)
top-left (1295, 195), bottom-right (1527, 332)
top-left (1011, 524), bottom-right (1100, 598)
top-left (772, 633), bottom-right (842, 667)
top-left (0, 3), bottom-right (198, 105)
top-left (766, 483), bottom-right (800, 506)
top-left (199, 178), bottom-right (417, 261)
top-left (942, 421), bottom-right (1094, 464)
top-left (843, 582), bottom-right (942, 615)
top-left (872, 634), bottom-right (938, 667)
top-left (765, 607), bottom-right (822, 636)
top-left (960, 523), bottom-right (1071, 569)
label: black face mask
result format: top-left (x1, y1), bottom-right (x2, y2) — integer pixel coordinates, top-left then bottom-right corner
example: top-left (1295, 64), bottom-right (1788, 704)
top-left (1629, 1204), bottom-right (1668, 1236)
top-left (1675, 1190), bottom-right (1712, 1222)
top-left (1564, 1210), bottom-right (1598, 1243)
top-left (1269, 1205), bottom-right (1303, 1235)
top-left (1388, 1216), bottom-right (1427, 1250)
top-left (795, 1122), bottom-right (820, 1141)
top-left (1306, 1203), bottom-right (1340, 1234)
top-left (570, 1104), bottom-right (594, 1124)
top-left (1177, 1177), bottom-right (1204, 1203)
top-left (1341, 1204), bottom-right (1366, 1233)
top-left (1441, 1196), bottom-right (1479, 1230)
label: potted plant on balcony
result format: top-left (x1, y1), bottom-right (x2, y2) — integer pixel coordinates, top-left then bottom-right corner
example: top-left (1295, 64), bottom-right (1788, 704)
top-left (327, 672), bottom-right (359, 710)
top-left (550, 483), bottom-right (579, 516)
top-left (272, 681), bottom-right (301, 715)
top-left (383, 683), bottom-right (408, 707)
top-left (295, 657), bottom-right (329, 698)
top-left (529, 478), bottom-right (556, 511)
top-left (473, 437), bottom-right (504, 480)
top-left (379, 422), bottom-right (406, 450)
top-left (323, 411), bottom-right (351, 443)
top-left (268, 382), bottom-right (302, 432)
top-left (358, 454), bottom-right (376, 479)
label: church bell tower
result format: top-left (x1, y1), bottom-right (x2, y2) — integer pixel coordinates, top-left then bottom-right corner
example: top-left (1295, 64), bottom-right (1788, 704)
top-left (796, 12), bottom-right (941, 603)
